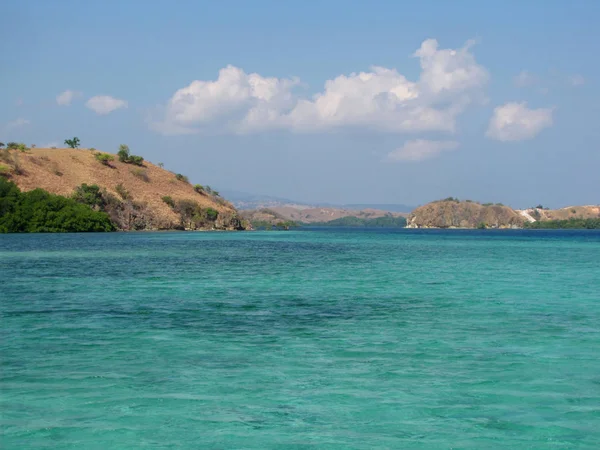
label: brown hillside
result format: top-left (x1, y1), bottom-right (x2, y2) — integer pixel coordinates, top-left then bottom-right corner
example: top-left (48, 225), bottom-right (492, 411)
top-left (533, 205), bottom-right (600, 221)
top-left (3, 148), bottom-right (247, 230)
top-left (407, 200), bottom-right (524, 229)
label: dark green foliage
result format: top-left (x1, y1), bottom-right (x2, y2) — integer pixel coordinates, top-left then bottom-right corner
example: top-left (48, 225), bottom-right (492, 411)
top-left (95, 152), bottom-right (114, 166)
top-left (524, 218), bottom-right (600, 229)
top-left (477, 222), bottom-right (487, 229)
top-left (117, 144), bottom-right (130, 162)
top-left (0, 178), bottom-right (114, 233)
top-left (130, 168), bottom-right (149, 182)
top-left (157, 162), bottom-right (164, 168)
top-left (205, 207), bottom-right (218, 221)
top-left (0, 142), bottom-right (4, 148)
top-left (194, 184), bottom-right (204, 194)
top-left (72, 184), bottom-right (105, 209)
top-left (64, 137), bottom-right (80, 149)
top-left (117, 144), bottom-right (144, 166)
top-left (162, 196), bottom-right (175, 208)
top-left (175, 173), bottom-right (189, 183)
top-left (129, 155), bottom-right (144, 166)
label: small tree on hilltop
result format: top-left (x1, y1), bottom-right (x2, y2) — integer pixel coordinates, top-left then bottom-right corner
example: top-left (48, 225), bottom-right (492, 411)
top-left (65, 137), bottom-right (80, 149)
top-left (118, 144), bottom-right (130, 162)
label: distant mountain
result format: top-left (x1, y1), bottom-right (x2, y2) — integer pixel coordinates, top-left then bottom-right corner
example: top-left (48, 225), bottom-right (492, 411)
top-left (340, 203), bottom-right (414, 213)
top-left (220, 190), bottom-right (414, 213)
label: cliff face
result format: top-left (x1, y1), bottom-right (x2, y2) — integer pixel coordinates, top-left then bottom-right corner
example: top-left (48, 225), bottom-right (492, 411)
top-left (407, 201), bottom-right (525, 229)
top-left (3, 148), bottom-right (250, 231)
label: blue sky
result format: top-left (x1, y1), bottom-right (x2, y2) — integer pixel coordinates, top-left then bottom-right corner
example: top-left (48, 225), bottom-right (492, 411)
top-left (1, 0), bottom-right (598, 208)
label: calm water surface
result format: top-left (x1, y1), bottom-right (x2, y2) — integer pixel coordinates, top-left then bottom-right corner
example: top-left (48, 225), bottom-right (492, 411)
top-left (1, 229), bottom-right (600, 449)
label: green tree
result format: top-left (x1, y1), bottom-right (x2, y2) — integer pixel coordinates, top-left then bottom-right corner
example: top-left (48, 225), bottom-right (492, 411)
top-left (0, 178), bottom-right (114, 233)
top-left (64, 137), bottom-right (80, 149)
top-left (117, 144), bottom-right (130, 162)
top-left (72, 184), bottom-right (105, 209)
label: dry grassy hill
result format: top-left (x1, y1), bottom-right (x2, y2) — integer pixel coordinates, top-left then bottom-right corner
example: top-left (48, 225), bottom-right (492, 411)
top-left (407, 199), bottom-right (600, 229)
top-left (521, 205), bottom-right (600, 221)
top-left (407, 200), bottom-right (524, 229)
top-left (1, 148), bottom-right (248, 230)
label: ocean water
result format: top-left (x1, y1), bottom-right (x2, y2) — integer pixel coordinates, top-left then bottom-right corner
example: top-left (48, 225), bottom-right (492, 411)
top-left (1, 229), bottom-right (600, 449)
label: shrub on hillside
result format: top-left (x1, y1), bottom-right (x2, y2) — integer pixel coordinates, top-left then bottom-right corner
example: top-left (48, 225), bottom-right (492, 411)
top-left (0, 164), bottom-right (10, 177)
top-left (174, 199), bottom-right (220, 229)
top-left (175, 173), bottom-right (189, 183)
top-left (72, 184), bottom-right (105, 209)
top-left (95, 152), bottom-right (114, 166)
top-left (162, 196), bottom-right (175, 208)
top-left (6, 142), bottom-right (28, 152)
top-left (117, 144), bottom-right (144, 166)
top-left (130, 168), bottom-right (150, 182)
top-left (194, 184), bottom-right (204, 194)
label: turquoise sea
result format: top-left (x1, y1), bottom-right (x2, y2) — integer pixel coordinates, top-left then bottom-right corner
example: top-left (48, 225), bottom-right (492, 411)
top-left (1, 229), bottom-right (600, 449)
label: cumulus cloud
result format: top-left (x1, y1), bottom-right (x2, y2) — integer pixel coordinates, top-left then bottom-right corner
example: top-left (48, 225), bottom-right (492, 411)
top-left (86, 95), bottom-right (128, 115)
top-left (486, 102), bottom-right (553, 142)
top-left (387, 139), bottom-right (459, 162)
top-left (152, 38), bottom-right (488, 135)
top-left (56, 90), bottom-right (82, 106)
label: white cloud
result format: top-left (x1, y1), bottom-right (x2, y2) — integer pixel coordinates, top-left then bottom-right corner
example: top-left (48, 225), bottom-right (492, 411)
top-left (152, 38), bottom-right (489, 135)
top-left (56, 90), bottom-right (82, 106)
top-left (387, 139), bottom-right (459, 162)
top-left (85, 95), bottom-right (128, 115)
top-left (5, 118), bottom-right (30, 130)
top-left (514, 70), bottom-right (538, 88)
top-left (486, 102), bottom-right (553, 142)
top-left (569, 74), bottom-right (585, 87)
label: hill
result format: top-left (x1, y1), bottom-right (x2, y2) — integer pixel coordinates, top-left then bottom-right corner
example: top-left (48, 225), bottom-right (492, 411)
top-left (407, 199), bottom-right (524, 229)
top-left (407, 199), bottom-right (600, 229)
top-left (0, 147), bottom-right (249, 231)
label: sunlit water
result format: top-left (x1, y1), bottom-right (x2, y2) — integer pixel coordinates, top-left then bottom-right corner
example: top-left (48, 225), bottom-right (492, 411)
top-left (1, 229), bottom-right (600, 449)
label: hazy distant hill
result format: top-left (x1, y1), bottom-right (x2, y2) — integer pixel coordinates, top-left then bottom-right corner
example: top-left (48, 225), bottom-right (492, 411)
top-left (221, 190), bottom-right (414, 214)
